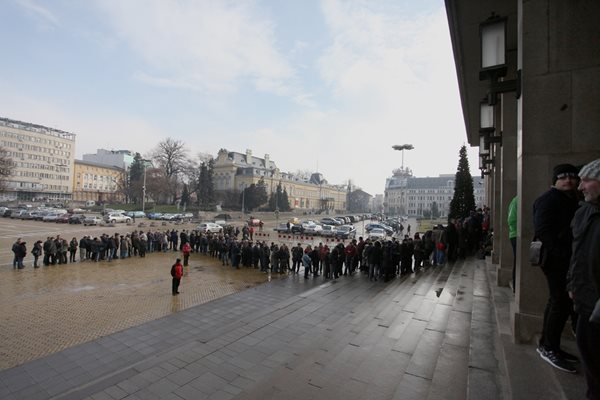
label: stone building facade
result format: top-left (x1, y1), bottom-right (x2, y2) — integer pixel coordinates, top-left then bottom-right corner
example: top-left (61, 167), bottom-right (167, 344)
top-left (213, 148), bottom-right (347, 211)
top-left (0, 117), bottom-right (75, 202)
top-left (72, 160), bottom-right (125, 204)
top-left (384, 168), bottom-right (485, 217)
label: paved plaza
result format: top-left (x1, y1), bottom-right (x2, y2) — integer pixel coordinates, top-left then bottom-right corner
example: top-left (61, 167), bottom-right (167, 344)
top-left (0, 218), bottom-right (588, 399)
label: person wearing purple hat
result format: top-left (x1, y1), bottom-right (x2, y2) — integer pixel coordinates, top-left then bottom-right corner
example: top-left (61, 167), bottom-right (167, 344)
top-left (533, 163), bottom-right (581, 373)
top-left (568, 158), bottom-right (600, 398)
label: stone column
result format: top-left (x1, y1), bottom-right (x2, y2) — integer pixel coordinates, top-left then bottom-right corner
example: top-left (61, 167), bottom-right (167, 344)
top-left (497, 94), bottom-right (518, 287)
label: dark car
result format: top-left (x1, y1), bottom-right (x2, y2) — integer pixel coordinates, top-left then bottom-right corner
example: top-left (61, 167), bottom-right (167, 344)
top-left (214, 213), bottom-right (232, 221)
top-left (56, 213), bottom-right (72, 223)
top-left (274, 223), bottom-right (291, 233)
top-left (68, 214), bottom-right (86, 224)
top-left (335, 225), bottom-right (357, 239)
top-left (290, 224), bottom-right (304, 234)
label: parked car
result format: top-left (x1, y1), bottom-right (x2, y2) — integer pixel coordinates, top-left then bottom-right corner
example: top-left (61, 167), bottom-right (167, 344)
top-left (214, 213), bottom-right (232, 221)
top-left (321, 225), bottom-right (336, 237)
top-left (56, 213), bottom-right (72, 223)
top-left (20, 210), bottom-right (38, 220)
top-left (146, 212), bottom-right (163, 220)
top-left (83, 215), bottom-right (103, 226)
top-left (365, 223), bottom-right (394, 235)
top-left (175, 213), bottom-right (193, 221)
top-left (320, 217), bottom-right (340, 226)
top-left (161, 213), bottom-right (178, 221)
top-left (335, 225), bottom-right (357, 239)
top-left (104, 213), bottom-right (131, 224)
top-left (274, 223), bottom-right (291, 233)
top-left (11, 210), bottom-right (29, 219)
top-left (68, 214), bottom-right (86, 224)
top-left (368, 228), bottom-right (387, 241)
top-left (197, 222), bottom-right (223, 233)
top-left (303, 222), bottom-right (323, 235)
top-left (290, 224), bottom-right (304, 234)
top-left (125, 211), bottom-right (146, 218)
top-left (43, 212), bottom-right (63, 222)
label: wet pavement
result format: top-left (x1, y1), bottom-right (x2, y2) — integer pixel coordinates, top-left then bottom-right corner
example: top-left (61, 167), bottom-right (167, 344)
top-left (0, 217), bottom-right (279, 371)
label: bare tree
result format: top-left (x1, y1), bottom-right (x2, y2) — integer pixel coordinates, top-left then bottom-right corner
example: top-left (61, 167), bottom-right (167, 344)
top-left (150, 138), bottom-right (190, 204)
top-left (0, 147), bottom-right (14, 192)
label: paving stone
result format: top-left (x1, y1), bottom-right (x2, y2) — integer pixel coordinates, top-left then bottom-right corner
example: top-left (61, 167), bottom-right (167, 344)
top-left (392, 373), bottom-right (430, 400)
top-left (405, 329), bottom-right (445, 380)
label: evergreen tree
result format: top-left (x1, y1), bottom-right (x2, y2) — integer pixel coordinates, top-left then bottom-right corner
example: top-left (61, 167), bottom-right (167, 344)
top-left (242, 179), bottom-right (268, 211)
top-left (180, 184), bottom-right (190, 207)
top-left (206, 158), bottom-right (215, 207)
top-left (449, 145), bottom-right (476, 219)
top-left (128, 153), bottom-right (145, 204)
top-left (268, 183), bottom-right (285, 211)
top-left (280, 188), bottom-right (291, 211)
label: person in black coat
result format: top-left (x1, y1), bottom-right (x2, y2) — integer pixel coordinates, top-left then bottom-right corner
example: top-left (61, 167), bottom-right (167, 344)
top-left (533, 163), bottom-right (581, 373)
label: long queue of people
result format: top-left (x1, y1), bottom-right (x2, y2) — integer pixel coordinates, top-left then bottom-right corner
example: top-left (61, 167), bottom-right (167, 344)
top-left (9, 213), bottom-right (491, 276)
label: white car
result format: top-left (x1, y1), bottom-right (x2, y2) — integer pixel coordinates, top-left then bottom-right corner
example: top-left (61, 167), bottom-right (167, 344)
top-left (42, 212), bottom-right (62, 222)
top-left (83, 216), bottom-right (103, 226)
top-left (368, 228), bottom-right (387, 241)
top-left (303, 222), bottom-right (323, 235)
top-left (104, 213), bottom-right (131, 224)
top-left (321, 225), bottom-right (336, 237)
top-left (197, 222), bottom-right (223, 233)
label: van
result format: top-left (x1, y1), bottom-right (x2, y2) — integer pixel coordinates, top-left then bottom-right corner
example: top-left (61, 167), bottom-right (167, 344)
top-left (85, 200), bottom-right (96, 207)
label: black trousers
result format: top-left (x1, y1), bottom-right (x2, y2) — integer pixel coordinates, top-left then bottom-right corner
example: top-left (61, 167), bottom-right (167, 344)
top-left (172, 278), bottom-right (180, 294)
top-left (577, 313), bottom-right (600, 400)
top-left (540, 265), bottom-right (574, 351)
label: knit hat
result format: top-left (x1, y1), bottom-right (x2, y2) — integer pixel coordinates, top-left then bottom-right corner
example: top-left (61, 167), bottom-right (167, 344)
top-left (578, 159), bottom-right (600, 181)
top-left (552, 163), bottom-right (579, 185)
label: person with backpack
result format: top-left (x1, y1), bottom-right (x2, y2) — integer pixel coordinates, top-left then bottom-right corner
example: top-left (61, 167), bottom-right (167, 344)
top-left (170, 258), bottom-right (183, 295)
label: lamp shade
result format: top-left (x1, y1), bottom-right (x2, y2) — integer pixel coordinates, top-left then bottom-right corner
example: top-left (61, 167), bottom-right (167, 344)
top-left (480, 101), bottom-right (494, 129)
top-left (480, 17), bottom-right (506, 69)
top-left (479, 135), bottom-right (490, 156)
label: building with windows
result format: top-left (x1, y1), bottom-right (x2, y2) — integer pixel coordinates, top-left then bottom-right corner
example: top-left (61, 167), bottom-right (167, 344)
top-left (82, 149), bottom-right (135, 170)
top-left (213, 148), bottom-right (347, 211)
top-left (72, 160), bottom-right (125, 204)
top-left (0, 117), bottom-right (75, 202)
top-left (384, 168), bottom-right (485, 217)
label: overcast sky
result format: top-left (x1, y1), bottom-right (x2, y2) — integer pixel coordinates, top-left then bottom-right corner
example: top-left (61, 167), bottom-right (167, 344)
top-left (0, 0), bottom-right (478, 195)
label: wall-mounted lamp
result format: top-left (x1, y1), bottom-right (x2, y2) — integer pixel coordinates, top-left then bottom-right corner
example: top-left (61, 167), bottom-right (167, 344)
top-left (479, 14), bottom-right (521, 106)
top-left (479, 99), bottom-right (502, 151)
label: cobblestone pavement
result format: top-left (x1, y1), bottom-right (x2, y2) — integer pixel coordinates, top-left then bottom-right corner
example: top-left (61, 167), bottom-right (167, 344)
top-left (0, 250), bottom-right (277, 371)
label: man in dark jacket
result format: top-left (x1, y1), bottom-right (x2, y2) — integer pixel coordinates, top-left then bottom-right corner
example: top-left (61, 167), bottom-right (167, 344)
top-left (533, 163), bottom-right (580, 373)
top-left (567, 159), bottom-right (600, 397)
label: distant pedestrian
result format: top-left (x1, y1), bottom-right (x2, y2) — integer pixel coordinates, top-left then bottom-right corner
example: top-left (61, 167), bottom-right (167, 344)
top-left (11, 238), bottom-right (22, 269)
top-left (32, 240), bottom-right (42, 268)
top-left (14, 241), bottom-right (26, 269)
top-left (182, 242), bottom-right (191, 266)
top-left (171, 258), bottom-right (183, 295)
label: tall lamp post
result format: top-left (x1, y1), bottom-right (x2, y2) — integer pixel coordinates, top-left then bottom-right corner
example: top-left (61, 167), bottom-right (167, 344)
top-left (140, 160), bottom-right (151, 213)
top-left (392, 144), bottom-right (414, 170)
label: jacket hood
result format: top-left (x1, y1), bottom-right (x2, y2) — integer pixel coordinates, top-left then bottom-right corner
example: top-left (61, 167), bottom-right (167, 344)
top-left (572, 201), bottom-right (600, 238)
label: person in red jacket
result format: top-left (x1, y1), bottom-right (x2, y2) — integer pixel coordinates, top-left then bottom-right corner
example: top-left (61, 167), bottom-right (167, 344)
top-left (344, 240), bottom-right (357, 276)
top-left (171, 258), bottom-right (183, 295)
top-left (182, 242), bottom-right (192, 266)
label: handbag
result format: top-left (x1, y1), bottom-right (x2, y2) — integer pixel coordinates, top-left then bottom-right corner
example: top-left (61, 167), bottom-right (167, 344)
top-left (529, 239), bottom-right (543, 266)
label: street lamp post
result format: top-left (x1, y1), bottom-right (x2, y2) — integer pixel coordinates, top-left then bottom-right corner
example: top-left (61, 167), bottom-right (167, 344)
top-left (240, 183), bottom-right (246, 214)
top-left (142, 165), bottom-right (147, 213)
top-left (392, 144), bottom-right (414, 170)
